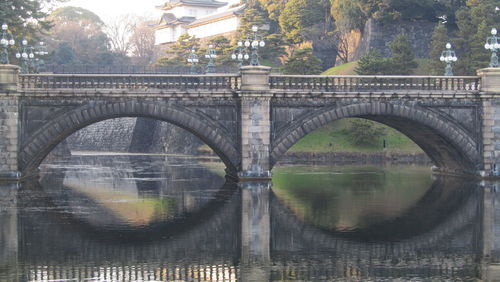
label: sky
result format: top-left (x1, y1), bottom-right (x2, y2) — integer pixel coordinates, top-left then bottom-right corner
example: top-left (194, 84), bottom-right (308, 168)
top-left (55, 0), bottom-right (166, 22)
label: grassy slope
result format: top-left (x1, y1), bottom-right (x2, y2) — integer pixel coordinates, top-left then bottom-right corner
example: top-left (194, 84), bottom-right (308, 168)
top-left (288, 119), bottom-right (422, 153)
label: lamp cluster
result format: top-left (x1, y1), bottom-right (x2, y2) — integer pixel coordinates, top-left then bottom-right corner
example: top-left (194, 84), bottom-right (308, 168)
top-left (0, 23), bottom-right (49, 73)
top-left (485, 28), bottom-right (499, 68)
top-left (232, 25), bottom-right (265, 66)
top-left (205, 44), bottom-right (217, 73)
top-left (440, 43), bottom-right (458, 76)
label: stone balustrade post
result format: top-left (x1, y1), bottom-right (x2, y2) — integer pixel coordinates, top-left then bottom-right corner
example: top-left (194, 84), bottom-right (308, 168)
top-left (238, 66), bottom-right (272, 179)
top-left (0, 65), bottom-right (21, 181)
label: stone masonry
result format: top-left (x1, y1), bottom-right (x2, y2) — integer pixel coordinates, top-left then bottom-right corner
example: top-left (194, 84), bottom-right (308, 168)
top-left (1, 65), bottom-right (500, 180)
top-left (0, 65), bottom-right (19, 179)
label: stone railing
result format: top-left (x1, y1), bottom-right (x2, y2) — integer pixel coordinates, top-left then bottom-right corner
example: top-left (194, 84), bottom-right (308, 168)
top-left (269, 75), bottom-right (481, 92)
top-left (18, 73), bottom-right (241, 91)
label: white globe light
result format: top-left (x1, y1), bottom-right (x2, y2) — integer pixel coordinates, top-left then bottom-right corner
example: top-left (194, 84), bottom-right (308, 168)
top-left (205, 54), bottom-right (209, 59)
top-left (22, 52), bottom-right (28, 58)
top-left (252, 25), bottom-right (258, 32)
top-left (29, 53), bottom-right (34, 59)
top-left (259, 41), bottom-right (265, 47)
top-left (1, 24), bottom-right (7, 30)
top-left (15, 53), bottom-right (20, 58)
top-left (445, 43), bottom-right (451, 49)
top-left (187, 58), bottom-right (192, 63)
top-left (39, 42), bottom-right (44, 46)
top-left (238, 54), bottom-right (243, 60)
top-left (0, 38), bottom-right (7, 46)
top-left (251, 40), bottom-right (258, 47)
top-left (9, 39), bottom-right (14, 45)
top-left (440, 56), bottom-right (445, 61)
top-left (237, 41), bottom-right (243, 47)
top-left (211, 54), bottom-right (217, 58)
top-left (231, 54), bottom-right (237, 60)
top-left (244, 54), bottom-right (249, 60)
top-left (208, 44), bottom-right (214, 49)
top-left (485, 43), bottom-right (491, 50)
top-left (453, 56), bottom-right (457, 62)
top-left (191, 49), bottom-right (195, 53)
top-left (244, 41), bottom-right (250, 47)
top-left (495, 43), bottom-right (500, 49)
top-left (22, 39), bottom-right (27, 45)
top-left (492, 28), bottom-right (498, 35)
top-left (194, 58), bottom-right (198, 63)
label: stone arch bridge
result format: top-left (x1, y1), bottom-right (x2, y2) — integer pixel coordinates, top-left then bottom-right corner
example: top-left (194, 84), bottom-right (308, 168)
top-left (0, 65), bottom-right (499, 180)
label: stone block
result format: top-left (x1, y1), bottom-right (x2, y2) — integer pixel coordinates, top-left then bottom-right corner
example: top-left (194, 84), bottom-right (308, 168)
top-left (478, 68), bottom-right (500, 94)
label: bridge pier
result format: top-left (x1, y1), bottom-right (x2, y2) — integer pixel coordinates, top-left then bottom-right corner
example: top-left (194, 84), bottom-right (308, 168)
top-left (238, 66), bottom-right (272, 180)
top-left (479, 68), bottom-right (500, 177)
top-left (0, 65), bottom-right (21, 181)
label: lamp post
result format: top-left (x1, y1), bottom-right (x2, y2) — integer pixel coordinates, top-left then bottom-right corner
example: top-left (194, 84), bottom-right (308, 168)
top-left (34, 41), bottom-right (49, 73)
top-left (485, 28), bottom-right (499, 68)
top-left (0, 24), bottom-right (15, 64)
top-left (439, 42), bottom-right (457, 76)
top-left (187, 49), bottom-right (199, 74)
top-left (205, 44), bottom-right (217, 73)
top-left (244, 25), bottom-right (265, 66)
top-left (15, 39), bottom-right (34, 74)
top-left (231, 41), bottom-right (250, 67)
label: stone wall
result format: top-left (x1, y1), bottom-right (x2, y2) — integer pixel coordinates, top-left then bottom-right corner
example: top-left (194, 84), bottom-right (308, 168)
top-left (0, 96), bottom-right (18, 174)
top-left (352, 19), bottom-right (436, 60)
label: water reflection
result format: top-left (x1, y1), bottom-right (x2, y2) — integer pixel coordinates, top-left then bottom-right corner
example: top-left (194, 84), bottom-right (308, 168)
top-left (0, 155), bottom-right (498, 281)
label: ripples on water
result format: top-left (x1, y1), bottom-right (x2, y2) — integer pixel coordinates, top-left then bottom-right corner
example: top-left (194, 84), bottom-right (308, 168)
top-left (0, 155), bottom-right (496, 281)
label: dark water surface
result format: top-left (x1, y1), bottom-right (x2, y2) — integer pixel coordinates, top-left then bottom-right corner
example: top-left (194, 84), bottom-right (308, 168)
top-left (0, 155), bottom-right (499, 281)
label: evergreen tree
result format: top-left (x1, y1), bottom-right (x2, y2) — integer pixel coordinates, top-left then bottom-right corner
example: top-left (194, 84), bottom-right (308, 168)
top-left (283, 48), bottom-right (322, 74)
top-left (278, 0), bottom-right (324, 43)
top-left (157, 34), bottom-right (200, 66)
top-left (0, 0), bottom-right (63, 38)
top-left (354, 48), bottom-right (392, 75)
top-left (428, 23), bottom-right (450, 75)
top-left (389, 33), bottom-right (417, 75)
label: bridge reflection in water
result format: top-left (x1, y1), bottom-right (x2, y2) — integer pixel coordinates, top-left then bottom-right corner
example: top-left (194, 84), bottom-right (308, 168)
top-left (0, 155), bottom-right (499, 281)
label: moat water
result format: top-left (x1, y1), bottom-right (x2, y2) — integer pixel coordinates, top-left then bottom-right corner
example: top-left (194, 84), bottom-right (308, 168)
top-left (0, 154), bottom-right (498, 281)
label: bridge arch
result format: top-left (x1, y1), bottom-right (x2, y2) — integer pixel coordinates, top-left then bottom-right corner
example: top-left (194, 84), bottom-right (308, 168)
top-left (19, 101), bottom-right (240, 175)
top-left (271, 101), bottom-right (482, 173)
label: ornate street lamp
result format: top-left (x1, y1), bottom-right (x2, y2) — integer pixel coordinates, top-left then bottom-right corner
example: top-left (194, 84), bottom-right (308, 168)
top-left (439, 42), bottom-right (457, 76)
top-left (485, 27), bottom-right (499, 67)
top-left (34, 41), bottom-right (49, 73)
top-left (205, 44), bottom-right (217, 73)
top-left (187, 48), bottom-right (199, 74)
top-left (244, 25), bottom-right (265, 66)
top-left (231, 41), bottom-right (250, 67)
top-left (0, 23), bottom-right (15, 64)
top-left (15, 39), bottom-right (34, 74)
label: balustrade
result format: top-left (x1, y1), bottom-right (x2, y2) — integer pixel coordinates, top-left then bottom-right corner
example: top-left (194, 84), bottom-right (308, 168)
top-left (18, 74), bottom-right (241, 91)
top-left (269, 75), bottom-right (481, 92)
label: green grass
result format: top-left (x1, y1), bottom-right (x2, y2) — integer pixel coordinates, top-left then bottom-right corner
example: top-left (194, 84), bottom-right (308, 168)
top-left (322, 61), bottom-right (358, 75)
top-left (288, 119), bottom-right (423, 153)
top-left (322, 59), bottom-right (432, 76)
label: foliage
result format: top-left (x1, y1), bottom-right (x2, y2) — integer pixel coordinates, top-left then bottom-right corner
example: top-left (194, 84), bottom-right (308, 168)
top-left (452, 0), bottom-right (499, 75)
top-left (0, 0), bottom-right (66, 38)
top-left (355, 34), bottom-right (417, 75)
top-left (206, 36), bottom-right (234, 66)
top-left (283, 48), bottom-right (322, 74)
top-left (346, 119), bottom-right (386, 146)
top-left (389, 33), bottom-right (418, 75)
top-left (278, 0), bottom-right (325, 43)
top-left (428, 24), bottom-right (450, 75)
top-left (157, 34), bottom-right (200, 66)
top-left (44, 6), bottom-right (124, 65)
top-left (330, 0), bottom-right (467, 33)
top-left (354, 49), bottom-right (392, 75)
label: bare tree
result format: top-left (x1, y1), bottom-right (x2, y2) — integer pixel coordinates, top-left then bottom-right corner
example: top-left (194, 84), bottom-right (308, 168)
top-left (336, 32), bottom-right (350, 64)
top-left (129, 20), bottom-right (157, 65)
top-left (105, 14), bottom-right (137, 55)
